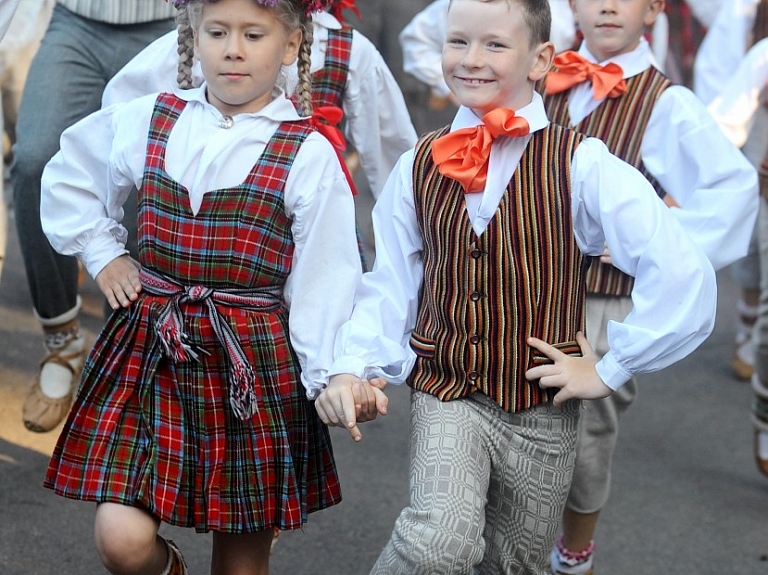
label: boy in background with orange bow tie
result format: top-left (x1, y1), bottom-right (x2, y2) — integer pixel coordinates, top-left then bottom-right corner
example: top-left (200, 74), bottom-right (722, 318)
top-left (541, 0), bottom-right (758, 572)
top-left (313, 0), bottom-right (719, 573)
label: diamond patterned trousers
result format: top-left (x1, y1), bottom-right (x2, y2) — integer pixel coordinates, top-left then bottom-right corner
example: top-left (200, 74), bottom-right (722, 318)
top-left (370, 390), bottom-right (580, 575)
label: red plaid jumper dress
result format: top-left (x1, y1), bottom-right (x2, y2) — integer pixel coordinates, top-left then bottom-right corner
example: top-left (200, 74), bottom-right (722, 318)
top-left (44, 93), bottom-right (342, 533)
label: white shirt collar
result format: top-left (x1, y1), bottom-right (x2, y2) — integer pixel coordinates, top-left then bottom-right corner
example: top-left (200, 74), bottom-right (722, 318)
top-left (451, 91), bottom-right (550, 135)
top-left (578, 37), bottom-right (656, 79)
top-left (174, 84), bottom-right (303, 122)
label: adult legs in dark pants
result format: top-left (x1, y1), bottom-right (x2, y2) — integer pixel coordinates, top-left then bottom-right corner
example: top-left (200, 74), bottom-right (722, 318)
top-left (11, 4), bottom-right (173, 432)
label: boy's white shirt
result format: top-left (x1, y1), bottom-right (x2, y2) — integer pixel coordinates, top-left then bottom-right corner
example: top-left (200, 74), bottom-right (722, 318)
top-left (41, 87), bottom-right (362, 398)
top-left (330, 91), bottom-right (717, 392)
top-left (101, 11), bottom-right (417, 198)
top-left (564, 38), bottom-right (758, 272)
top-left (707, 37), bottom-right (768, 148)
top-left (693, 0), bottom-right (758, 104)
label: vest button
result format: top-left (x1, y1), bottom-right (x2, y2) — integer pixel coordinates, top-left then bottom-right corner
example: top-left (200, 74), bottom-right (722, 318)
top-left (470, 291), bottom-right (481, 301)
top-left (470, 248), bottom-right (482, 258)
top-left (468, 371), bottom-right (479, 381)
top-left (470, 335), bottom-right (481, 344)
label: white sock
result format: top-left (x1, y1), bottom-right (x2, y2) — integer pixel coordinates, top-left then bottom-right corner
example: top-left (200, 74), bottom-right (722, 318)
top-left (39, 332), bottom-right (84, 399)
top-left (759, 431), bottom-right (768, 460)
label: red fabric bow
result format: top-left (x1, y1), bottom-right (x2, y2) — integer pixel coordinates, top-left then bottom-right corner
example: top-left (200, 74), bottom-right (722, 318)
top-left (331, 0), bottom-right (361, 24)
top-left (545, 51), bottom-right (628, 100)
top-left (309, 105), bottom-right (357, 196)
top-left (432, 108), bottom-right (530, 194)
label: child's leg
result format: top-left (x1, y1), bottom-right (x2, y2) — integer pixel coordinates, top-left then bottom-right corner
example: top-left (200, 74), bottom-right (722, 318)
top-left (94, 502), bottom-right (172, 575)
top-left (752, 194), bottom-right (768, 476)
top-left (478, 398), bottom-right (580, 574)
top-left (210, 530), bottom-right (274, 575)
top-left (369, 390), bottom-right (490, 575)
top-left (730, 253), bottom-right (760, 381)
top-left (551, 296), bottom-right (635, 575)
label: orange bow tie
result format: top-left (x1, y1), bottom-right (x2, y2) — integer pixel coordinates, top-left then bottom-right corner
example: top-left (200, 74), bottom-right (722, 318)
top-left (545, 51), bottom-right (628, 100)
top-left (432, 108), bottom-right (530, 194)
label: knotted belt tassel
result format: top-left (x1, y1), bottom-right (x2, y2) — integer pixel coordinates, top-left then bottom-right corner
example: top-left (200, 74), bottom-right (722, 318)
top-left (140, 268), bottom-right (283, 420)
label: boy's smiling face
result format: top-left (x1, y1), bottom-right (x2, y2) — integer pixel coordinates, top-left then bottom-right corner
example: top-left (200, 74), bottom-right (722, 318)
top-left (570, 0), bottom-right (664, 62)
top-left (442, 0), bottom-right (553, 116)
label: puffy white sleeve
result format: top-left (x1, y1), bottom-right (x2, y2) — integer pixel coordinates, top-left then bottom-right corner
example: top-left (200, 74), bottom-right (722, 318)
top-left (345, 31), bottom-right (418, 198)
top-left (102, 30), bottom-right (192, 107)
top-left (329, 150), bottom-right (424, 384)
top-left (282, 133), bottom-right (363, 397)
top-left (398, 0), bottom-right (451, 98)
top-left (41, 98), bottom-right (153, 279)
top-left (571, 138), bottom-right (718, 390)
top-left (643, 86), bottom-right (759, 271)
top-left (693, 0), bottom-right (757, 104)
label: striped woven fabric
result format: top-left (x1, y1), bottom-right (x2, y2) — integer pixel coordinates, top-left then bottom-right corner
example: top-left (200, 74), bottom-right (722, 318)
top-left (545, 67), bottom-right (670, 296)
top-left (57, 0), bottom-right (176, 24)
top-left (408, 123), bottom-right (588, 414)
top-left (44, 93), bottom-right (342, 533)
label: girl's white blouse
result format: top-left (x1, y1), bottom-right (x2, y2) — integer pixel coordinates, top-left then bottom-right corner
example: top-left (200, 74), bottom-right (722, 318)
top-left (41, 87), bottom-right (363, 398)
top-left (100, 11), bottom-right (418, 199)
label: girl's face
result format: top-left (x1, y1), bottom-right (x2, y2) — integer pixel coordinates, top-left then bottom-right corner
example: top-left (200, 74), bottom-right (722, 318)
top-left (194, 0), bottom-right (302, 116)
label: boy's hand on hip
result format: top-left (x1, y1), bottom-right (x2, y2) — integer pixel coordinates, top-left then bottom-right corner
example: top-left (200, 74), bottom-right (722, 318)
top-left (524, 331), bottom-right (611, 407)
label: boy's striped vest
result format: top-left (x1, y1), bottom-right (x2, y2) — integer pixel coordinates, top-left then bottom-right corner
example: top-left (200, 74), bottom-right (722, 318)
top-left (545, 66), bottom-right (671, 296)
top-left (408, 123), bottom-right (588, 413)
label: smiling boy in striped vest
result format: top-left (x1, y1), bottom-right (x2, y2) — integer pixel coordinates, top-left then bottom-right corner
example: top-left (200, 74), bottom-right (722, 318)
top-left (314, 0), bottom-right (720, 573)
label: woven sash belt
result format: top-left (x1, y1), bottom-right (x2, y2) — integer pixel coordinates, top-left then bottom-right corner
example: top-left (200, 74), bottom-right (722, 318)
top-left (140, 267), bottom-right (283, 420)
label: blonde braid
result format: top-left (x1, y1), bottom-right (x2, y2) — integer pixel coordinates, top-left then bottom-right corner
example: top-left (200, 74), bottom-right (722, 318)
top-left (295, 17), bottom-right (314, 117)
top-left (175, 6), bottom-right (196, 89)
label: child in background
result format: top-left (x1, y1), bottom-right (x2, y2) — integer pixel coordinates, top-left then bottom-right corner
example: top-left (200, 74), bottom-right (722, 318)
top-left (541, 0), bottom-right (758, 571)
top-left (315, 0), bottom-right (718, 573)
top-left (101, 0), bottom-right (417, 201)
top-left (706, 38), bottom-right (768, 478)
top-left (40, 0), bottom-right (362, 573)
top-left (398, 0), bottom-right (668, 113)
top-left (694, 0), bottom-right (768, 381)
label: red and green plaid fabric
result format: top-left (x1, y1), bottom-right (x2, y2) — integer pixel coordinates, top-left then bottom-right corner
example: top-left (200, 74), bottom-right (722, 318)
top-left (44, 93), bottom-right (342, 533)
top-left (311, 27), bottom-right (353, 109)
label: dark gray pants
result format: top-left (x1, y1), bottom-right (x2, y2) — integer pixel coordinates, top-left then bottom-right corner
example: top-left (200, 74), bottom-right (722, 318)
top-left (11, 4), bottom-right (172, 320)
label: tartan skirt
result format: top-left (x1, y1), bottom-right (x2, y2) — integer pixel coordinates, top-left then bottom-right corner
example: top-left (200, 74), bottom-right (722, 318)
top-left (44, 294), bottom-right (342, 533)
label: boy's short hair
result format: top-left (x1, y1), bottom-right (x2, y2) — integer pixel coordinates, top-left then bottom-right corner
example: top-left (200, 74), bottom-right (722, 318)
top-left (449, 0), bottom-right (551, 47)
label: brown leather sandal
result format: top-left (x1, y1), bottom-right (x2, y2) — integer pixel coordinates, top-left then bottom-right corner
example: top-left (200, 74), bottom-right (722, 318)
top-left (22, 347), bottom-right (84, 433)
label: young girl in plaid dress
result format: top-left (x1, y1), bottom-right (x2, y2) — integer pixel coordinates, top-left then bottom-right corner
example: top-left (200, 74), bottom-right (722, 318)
top-left (39, 0), bottom-right (362, 573)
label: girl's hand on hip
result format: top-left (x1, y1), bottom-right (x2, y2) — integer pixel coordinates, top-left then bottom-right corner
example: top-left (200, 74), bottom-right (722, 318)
top-left (95, 255), bottom-right (142, 310)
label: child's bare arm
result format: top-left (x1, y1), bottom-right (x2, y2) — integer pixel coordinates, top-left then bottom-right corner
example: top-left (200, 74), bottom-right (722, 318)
top-left (95, 254), bottom-right (142, 310)
top-left (315, 374), bottom-right (389, 442)
top-left (524, 331), bottom-right (611, 407)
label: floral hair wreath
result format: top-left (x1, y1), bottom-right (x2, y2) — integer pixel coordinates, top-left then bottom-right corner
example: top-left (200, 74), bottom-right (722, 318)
top-left (167, 0), bottom-right (355, 20)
